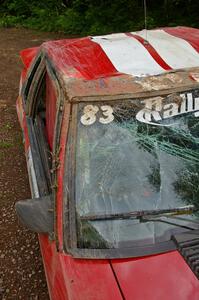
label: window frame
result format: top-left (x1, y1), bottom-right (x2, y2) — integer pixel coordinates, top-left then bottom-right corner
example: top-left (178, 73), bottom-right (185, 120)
top-left (22, 52), bottom-right (64, 240)
top-left (23, 54), bottom-right (46, 116)
top-left (63, 100), bottom-right (187, 259)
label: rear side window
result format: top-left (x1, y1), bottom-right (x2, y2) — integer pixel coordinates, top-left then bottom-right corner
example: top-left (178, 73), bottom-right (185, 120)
top-left (24, 56), bottom-right (42, 103)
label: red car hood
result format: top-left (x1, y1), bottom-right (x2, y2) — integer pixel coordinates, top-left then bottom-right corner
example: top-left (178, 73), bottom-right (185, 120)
top-left (40, 235), bottom-right (199, 299)
top-left (111, 250), bottom-right (199, 300)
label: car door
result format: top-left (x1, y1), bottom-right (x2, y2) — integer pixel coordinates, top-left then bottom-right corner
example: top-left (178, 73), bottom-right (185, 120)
top-left (21, 54), bottom-right (63, 233)
top-left (23, 56), bottom-right (51, 199)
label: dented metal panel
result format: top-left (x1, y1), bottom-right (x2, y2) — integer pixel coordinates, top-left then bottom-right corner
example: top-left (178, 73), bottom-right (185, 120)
top-left (59, 68), bottom-right (199, 102)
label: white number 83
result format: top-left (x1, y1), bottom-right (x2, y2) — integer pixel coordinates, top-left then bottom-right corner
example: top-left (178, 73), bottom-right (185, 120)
top-left (81, 105), bottom-right (114, 126)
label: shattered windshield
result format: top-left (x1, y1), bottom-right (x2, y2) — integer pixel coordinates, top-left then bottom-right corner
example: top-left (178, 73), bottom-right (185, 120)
top-left (75, 89), bottom-right (199, 249)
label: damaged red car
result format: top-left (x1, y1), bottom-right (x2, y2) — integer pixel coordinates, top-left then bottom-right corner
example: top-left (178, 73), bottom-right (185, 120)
top-left (16, 27), bottom-right (199, 299)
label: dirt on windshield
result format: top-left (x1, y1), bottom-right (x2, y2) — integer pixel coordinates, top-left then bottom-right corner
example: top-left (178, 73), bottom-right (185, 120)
top-left (0, 28), bottom-right (67, 300)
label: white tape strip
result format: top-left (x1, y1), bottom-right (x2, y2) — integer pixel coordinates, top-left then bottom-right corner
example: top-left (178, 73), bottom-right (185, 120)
top-left (92, 33), bottom-right (164, 76)
top-left (136, 29), bottom-right (199, 70)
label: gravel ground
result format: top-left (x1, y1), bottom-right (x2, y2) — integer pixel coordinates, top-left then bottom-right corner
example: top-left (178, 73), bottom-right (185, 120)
top-left (0, 28), bottom-right (67, 299)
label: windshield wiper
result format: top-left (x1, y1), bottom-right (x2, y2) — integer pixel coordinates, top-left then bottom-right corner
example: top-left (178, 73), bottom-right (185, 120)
top-left (80, 205), bottom-right (196, 221)
top-left (140, 216), bottom-right (197, 231)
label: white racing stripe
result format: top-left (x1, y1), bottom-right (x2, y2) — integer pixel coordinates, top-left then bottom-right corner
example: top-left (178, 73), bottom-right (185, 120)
top-left (92, 33), bottom-right (164, 76)
top-left (136, 29), bottom-right (199, 70)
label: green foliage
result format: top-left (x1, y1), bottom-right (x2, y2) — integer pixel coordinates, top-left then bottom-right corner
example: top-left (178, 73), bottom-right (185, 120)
top-left (0, 0), bottom-right (198, 34)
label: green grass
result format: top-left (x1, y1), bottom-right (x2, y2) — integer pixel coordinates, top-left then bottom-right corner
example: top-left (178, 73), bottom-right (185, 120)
top-left (2, 123), bottom-right (13, 130)
top-left (0, 1), bottom-right (198, 35)
top-left (0, 141), bottom-right (14, 149)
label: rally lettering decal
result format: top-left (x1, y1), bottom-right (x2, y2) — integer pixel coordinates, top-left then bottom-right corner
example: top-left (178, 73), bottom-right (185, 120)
top-left (136, 92), bottom-right (199, 126)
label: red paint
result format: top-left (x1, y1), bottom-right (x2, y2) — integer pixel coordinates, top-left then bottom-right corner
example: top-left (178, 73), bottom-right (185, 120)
top-left (111, 251), bottom-right (199, 300)
top-left (20, 47), bottom-right (39, 69)
top-left (19, 27), bottom-right (199, 82)
top-left (19, 47), bottom-right (39, 84)
top-left (39, 235), bottom-right (122, 300)
top-left (17, 28), bottom-right (199, 300)
top-left (39, 233), bottom-right (199, 300)
top-left (164, 27), bottom-right (199, 53)
top-left (126, 32), bottom-right (172, 71)
top-left (42, 37), bottom-right (119, 80)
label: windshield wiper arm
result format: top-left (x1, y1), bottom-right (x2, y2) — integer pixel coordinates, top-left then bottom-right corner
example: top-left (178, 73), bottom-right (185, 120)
top-left (80, 205), bottom-right (196, 221)
top-left (140, 217), bottom-right (196, 231)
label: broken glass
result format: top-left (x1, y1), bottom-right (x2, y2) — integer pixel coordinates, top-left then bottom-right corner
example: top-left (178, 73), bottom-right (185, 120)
top-left (75, 89), bottom-right (199, 249)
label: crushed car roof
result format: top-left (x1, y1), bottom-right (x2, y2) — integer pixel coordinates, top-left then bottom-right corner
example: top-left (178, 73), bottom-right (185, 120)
top-left (42, 26), bottom-right (199, 79)
top-left (22, 27), bottom-right (199, 101)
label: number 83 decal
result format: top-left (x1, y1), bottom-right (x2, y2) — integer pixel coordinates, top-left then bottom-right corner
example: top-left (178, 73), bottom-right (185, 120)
top-left (80, 105), bottom-right (114, 126)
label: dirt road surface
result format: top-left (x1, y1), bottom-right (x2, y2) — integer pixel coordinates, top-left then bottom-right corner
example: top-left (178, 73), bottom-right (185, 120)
top-left (0, 28), bottom-right (67, 300)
